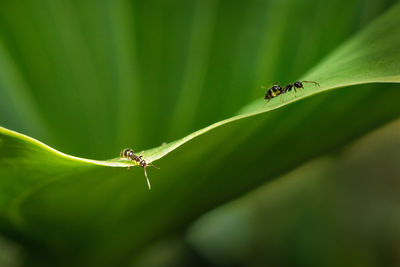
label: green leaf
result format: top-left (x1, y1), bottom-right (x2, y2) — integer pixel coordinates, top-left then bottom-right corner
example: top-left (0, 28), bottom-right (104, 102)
top-left (0, 0), bottom-right (399, 266)
top-left (186, 120), bottom-right (400, 267)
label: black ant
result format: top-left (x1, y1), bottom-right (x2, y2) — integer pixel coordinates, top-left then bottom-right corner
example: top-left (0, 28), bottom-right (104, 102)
top-left (281, 81), bottom-right (320, 96)
top-left (263, 83), bottom-right (283, 102)
top-left (120, 148), bottom-right (159, 190)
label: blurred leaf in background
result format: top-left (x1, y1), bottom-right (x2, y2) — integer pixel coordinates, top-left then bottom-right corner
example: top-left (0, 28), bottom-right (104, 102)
top-left (186, 119), bottom-right (400, 267)
top-left (0, 0), bottom-right (399, 266)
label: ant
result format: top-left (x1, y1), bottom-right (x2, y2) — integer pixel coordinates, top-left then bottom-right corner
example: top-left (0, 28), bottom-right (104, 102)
top-left (281, 81), bottom-right (320, 96)
top-left (263, 80), bottom-right (320, 102)
top-left (263, 82), bottom-right (283, 102)
top-left (120, 148), bottom-right (159, 190)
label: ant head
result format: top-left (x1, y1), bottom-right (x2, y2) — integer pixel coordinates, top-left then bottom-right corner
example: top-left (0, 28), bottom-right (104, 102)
top-left (140, 161), bottom-right (147, 168)
top-left (294, 81), bottom-right (302, 88)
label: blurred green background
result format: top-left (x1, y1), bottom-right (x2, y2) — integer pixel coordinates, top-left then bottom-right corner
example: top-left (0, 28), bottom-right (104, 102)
top-left (0, 0), bottom-right (399, 266)
top-left (0, 0), bottom-right (395, 159)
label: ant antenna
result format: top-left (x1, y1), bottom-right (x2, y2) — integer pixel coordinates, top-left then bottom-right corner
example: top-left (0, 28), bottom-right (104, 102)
top-left (144, 162), bottom-right (159, 190)
top-left (143, 168), bottom-right (151, 190)
top-left (302, 81), bottom-right (320, 87)
top-left (148, 162), bottom-right (160, 169)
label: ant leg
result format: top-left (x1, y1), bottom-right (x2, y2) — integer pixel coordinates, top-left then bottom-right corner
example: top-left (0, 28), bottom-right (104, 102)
top-left (269, 81), bottom-right (280, 87)
top-left (262, 82), bottom-right (280, 90)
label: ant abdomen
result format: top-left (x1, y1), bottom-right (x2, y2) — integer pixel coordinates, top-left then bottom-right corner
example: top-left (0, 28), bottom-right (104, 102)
top-left (121, 148), bottom-right (134, 158)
